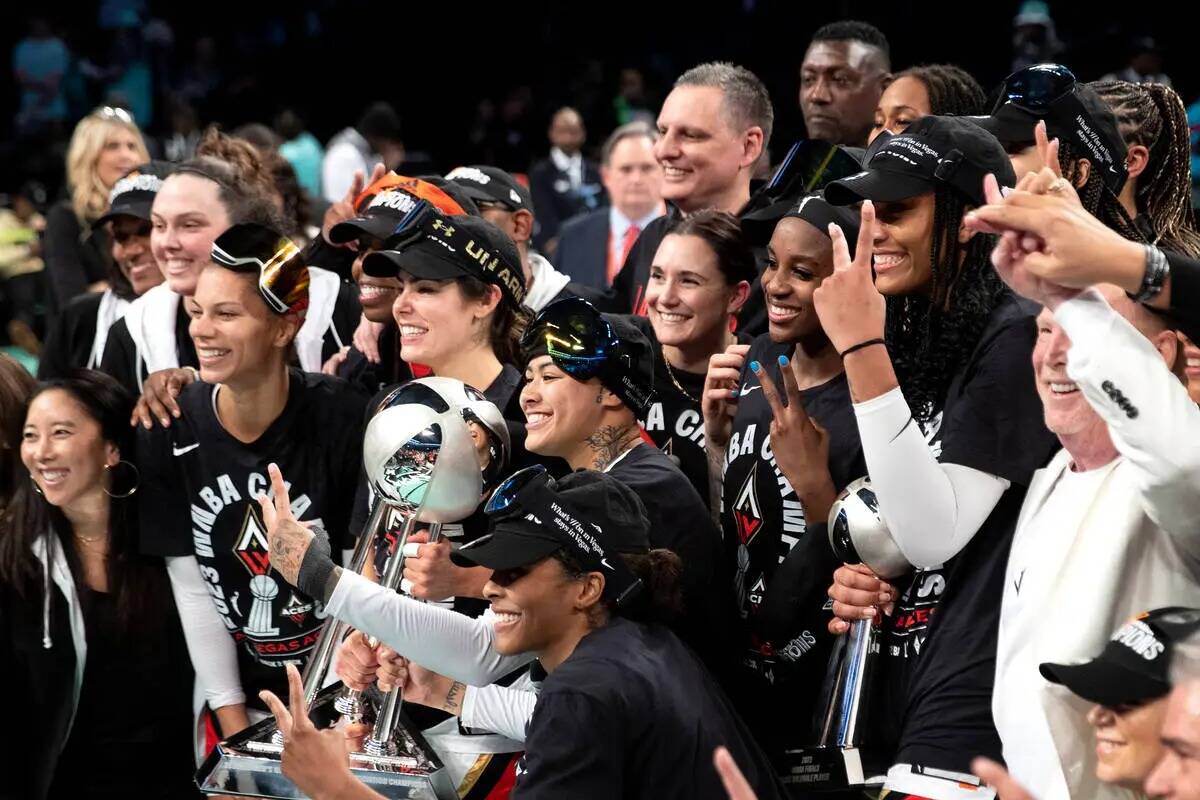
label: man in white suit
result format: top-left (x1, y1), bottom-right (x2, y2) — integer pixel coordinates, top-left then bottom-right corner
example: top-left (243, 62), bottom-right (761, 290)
top-left (992, 272), bottom-right (1200, 799)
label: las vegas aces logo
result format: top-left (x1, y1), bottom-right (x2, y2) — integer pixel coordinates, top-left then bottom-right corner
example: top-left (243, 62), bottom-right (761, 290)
top-left (235, 505), bottom-right (280, 637)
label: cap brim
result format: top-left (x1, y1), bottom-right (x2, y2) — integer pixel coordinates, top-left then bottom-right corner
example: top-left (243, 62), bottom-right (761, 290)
top-left (362, 247), bottom-right (467, 280)
top-left (1039, 658), bottom-right (1170, 708)
top-left (449, 522), bottom-right (563, 570)
top-left (93, 202), bottom-right (152, 229)
top-left (329, 214), bottom-right (395, 245)
top-left (824, 168), bottom-right (933, 206)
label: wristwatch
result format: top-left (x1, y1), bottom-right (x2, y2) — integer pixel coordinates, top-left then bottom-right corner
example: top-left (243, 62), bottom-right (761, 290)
top-left (1130, 244), bottom-right (1169, 303)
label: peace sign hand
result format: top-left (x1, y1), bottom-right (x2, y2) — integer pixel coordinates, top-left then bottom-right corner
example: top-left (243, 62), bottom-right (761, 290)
top-left (261, 463), bottom-right (315, 587)
top-left (751, 356), bottom-right (836, 523)
top-left (812, 200), bottom-right (886, 355)
top-left (260, 663), bottom-right (362, 800)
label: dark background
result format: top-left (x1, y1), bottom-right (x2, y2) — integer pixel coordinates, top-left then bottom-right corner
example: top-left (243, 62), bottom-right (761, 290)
top-left (2, 0), bottom-right (1190, 188)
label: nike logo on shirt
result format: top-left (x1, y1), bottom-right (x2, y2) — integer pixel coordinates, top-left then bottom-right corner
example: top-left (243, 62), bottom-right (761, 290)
top-left (172, 443), bottom-right (200, 456)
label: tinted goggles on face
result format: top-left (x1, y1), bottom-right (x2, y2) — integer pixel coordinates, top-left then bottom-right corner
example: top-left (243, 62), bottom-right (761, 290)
top-left (521, 297), bottom-right (652, 411)
top-left (485, 465), bottom-right (644, 606)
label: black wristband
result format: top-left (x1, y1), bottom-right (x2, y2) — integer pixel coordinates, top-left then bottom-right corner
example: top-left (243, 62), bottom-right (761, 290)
top-left (839, 338), bottom-right (886, 358)
top-left (1129, 245), bottom-right (1169, 303)
top-left (297, 524), bottom-right (336, 601)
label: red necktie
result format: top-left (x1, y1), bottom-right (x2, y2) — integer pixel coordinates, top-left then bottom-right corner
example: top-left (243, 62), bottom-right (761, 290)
top-left (609, 224), bottom-right (641, 285)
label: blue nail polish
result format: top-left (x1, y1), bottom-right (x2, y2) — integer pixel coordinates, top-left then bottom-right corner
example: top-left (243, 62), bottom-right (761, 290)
top-left (729, 389), bottom-right (738, 398)
top-left (778, 355), bottom-right (789, 366)
top-left (750, 360), bottom-right (761, 372)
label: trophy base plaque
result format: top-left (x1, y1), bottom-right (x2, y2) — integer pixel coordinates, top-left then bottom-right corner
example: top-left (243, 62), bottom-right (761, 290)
top-left (196, 684), bottom-right (458, 799)
top-left (779, 745), bottom-right (886, 792)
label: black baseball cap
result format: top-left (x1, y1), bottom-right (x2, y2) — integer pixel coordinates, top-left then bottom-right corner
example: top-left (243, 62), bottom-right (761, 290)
top-left (362, 214), bottom-right (527, 309)
top-left (522, 298), bottom-right (655, 413)
top-left (1040, 607), bottom-right (1200, 708)
top-left (446, 165), bottom-right (534, 213)
top-left (824, 115), bottom-right (1016, 208)
top-left (94, 161), bottom-right (175, 228)
top-left (971, 63), bottom-right (1127, 193)
top-left (781, 193), bottom-right (862, 257)
top-left (329, 174), bottom-right (471, 245)
top-left (452, 469), bottom-right (651, 573)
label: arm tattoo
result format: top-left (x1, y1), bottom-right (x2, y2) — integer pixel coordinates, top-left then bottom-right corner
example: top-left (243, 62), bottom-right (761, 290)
top-left (584, 424), bottom-right (641, 471)
top-left (442, 680), bottom-right (465, 714)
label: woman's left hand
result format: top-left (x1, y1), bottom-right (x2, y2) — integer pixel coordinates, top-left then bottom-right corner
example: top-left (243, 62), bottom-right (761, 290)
top-left (261, 463), bottom-right (315, 586)
top-left (751, 356), bottom-right (836, 522)
top-left (813, 200), bottom-right (885, 354)
top-left (260, 664), bottom-right (359, 800)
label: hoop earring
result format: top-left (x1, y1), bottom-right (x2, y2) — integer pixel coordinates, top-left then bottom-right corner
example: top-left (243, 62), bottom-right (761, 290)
top-left (104, 460), bottom-right (141, 499)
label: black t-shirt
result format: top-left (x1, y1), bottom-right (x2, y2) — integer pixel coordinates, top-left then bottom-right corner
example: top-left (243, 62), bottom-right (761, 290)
top-left (38, 291), bottom-right (104, 380)
top-left (876, 295), bottom-right (1057, 770)
top-left (606, 443), bottom-right (734, 673)
top-left (628, 315), bottom-right (749, 510)
top-left (515, 618), bottom-right (785, 800)
top-left (136, 369), bottom-right (366, 705)
top-left (718, 334), bottom-right (865, 760)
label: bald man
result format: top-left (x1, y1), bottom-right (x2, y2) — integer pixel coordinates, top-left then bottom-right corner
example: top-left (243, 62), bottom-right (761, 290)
top-left (991, 284), bottom-right (1200, 800)
top-left (529, 106), bottom-right (604, 253)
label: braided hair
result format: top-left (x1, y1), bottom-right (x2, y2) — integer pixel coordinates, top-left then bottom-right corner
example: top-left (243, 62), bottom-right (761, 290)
top-left (894, 64), bottom-right (987, 117)
top-left (1055, 139), bottom-right (1144, 243)
top-left (1090, 80), bottom-right (1200, 257)
top-left (885, 186), bottom-right (1007, 421)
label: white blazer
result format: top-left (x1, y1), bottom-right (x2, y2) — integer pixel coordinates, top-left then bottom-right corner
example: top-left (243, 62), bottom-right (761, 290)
top-left (995, 290), bottom-right (1200, 800)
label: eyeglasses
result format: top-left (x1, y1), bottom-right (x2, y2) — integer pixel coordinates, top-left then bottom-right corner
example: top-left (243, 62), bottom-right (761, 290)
top-left (210, 227), bottom-right (309, 315)
top-left (484, 465), bottom-right (644, 606)
top-left (521, 297), bottom-right (653, 411)
top-left (993, 63), bottom-right (1078, 114)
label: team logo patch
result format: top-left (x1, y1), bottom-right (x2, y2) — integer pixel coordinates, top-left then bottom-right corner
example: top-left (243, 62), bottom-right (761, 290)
top-left (282, 592), bottom-right (315, 626)
top-left (733, 463), bottom-right (763, 546)
top-left (235, 505), bottom-right (271, 577)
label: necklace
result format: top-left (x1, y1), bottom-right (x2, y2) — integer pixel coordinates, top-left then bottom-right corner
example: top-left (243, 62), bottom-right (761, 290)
top-left (662, 348), bottom-right (700, 403)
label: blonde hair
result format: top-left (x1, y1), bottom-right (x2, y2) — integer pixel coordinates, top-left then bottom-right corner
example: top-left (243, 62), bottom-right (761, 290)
top-left (65, 111), bottom-right (149, 224)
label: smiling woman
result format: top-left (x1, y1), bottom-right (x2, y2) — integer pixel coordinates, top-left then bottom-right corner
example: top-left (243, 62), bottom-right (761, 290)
top-left (135, 222), bottom-right (366, 747)
top-left (0, 371), bottom-right (195, 799)
top-left (42, 108), bottom-right (150, 318)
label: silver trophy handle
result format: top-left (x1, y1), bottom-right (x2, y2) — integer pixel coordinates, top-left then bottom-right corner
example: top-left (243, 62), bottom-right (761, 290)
top-left (301, 499), bottom-right (387, 708)
top-left (364, 521), bottom-right (444, 756)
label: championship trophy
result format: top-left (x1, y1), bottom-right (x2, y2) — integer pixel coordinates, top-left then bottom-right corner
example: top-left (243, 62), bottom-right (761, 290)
top-left (780, 477), bottom-right (911, 791)
top-left (197, 378), bottom-right (509, 799)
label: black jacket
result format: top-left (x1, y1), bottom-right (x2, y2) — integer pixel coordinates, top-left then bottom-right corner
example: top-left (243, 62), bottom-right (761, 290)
top-left (42, 201), bottom-right (112, 321)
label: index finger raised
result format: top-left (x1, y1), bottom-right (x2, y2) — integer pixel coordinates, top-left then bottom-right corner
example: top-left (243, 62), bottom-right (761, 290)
top-left (267, 463), bottom-right (294, 520)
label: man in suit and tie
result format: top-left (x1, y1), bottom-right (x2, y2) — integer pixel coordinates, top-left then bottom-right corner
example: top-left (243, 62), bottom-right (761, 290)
top-left (529, 107), bottom-right (606, 255)
top-left (554, 121), bottom-right (665, 291)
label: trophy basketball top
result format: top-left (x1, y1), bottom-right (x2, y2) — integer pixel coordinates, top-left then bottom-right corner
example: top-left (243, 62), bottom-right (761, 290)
top-left (828, 476), bottom-right (912, 581)
top-left (363, 377), bottom-right (504, 522)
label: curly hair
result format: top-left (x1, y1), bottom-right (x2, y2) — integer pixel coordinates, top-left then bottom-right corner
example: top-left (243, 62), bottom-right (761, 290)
top-left (172, 127), bottom-right (284, 229)
top-left (885, 186), bottom-right (1007, 421)
top-left (1090, 80), bottom-right (1200, 257)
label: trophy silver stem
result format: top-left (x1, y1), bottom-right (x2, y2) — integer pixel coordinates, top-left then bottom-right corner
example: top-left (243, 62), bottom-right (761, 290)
top-left (364, 521), bottom-right (444, 756)
top-left (818, 617), bottom-right (878, 748)
top-left (335, 514), bottom-right (422, 720)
